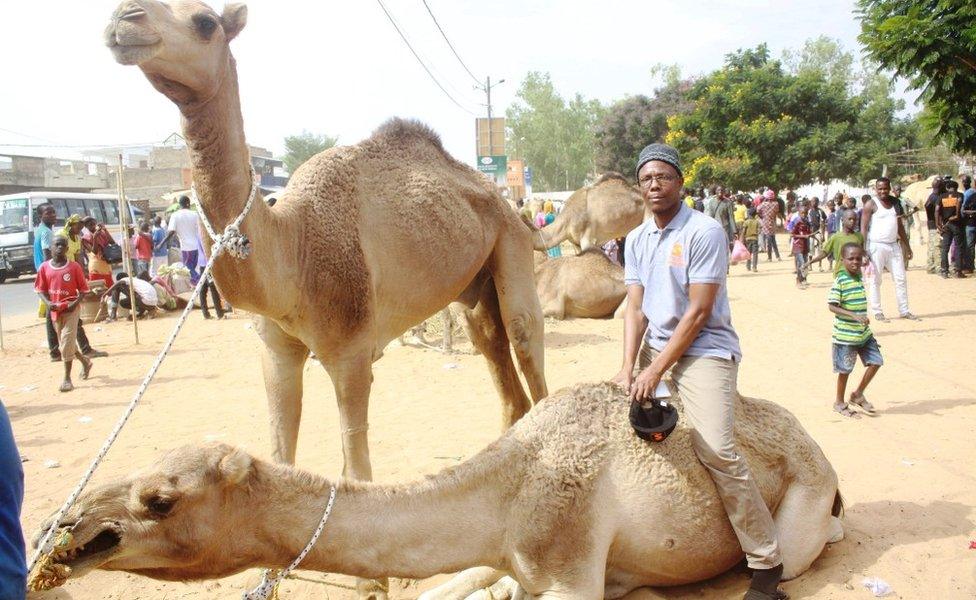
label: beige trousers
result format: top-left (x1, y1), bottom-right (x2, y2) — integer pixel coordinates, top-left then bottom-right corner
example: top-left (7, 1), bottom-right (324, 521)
top-left (55, 309), bottom-right (82, 361)
top-left (639, 345), bottom-right (781, 569)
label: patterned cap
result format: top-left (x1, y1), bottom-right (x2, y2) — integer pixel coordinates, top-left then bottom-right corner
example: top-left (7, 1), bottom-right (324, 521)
top-left (636, 143), bottom-right (682, 178)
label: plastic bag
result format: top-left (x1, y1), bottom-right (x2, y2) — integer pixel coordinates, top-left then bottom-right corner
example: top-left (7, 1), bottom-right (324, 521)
top-left (863, 261), bottom-right (876, 279)
top-left (731, 239), bottom-right (752, 265)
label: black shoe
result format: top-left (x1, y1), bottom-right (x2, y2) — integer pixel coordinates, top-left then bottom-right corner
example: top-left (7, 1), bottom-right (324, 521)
top-left (50, 353), bottom-right (62, 363)
top-left (83, 349), bottom-right (108, 358)
top-left (745, 564), bottom-right (787, 600)
top-left (202, 312), bottom-right (213, 320)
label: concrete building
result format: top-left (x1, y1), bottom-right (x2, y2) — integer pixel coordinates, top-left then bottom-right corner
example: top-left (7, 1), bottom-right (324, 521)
top-left (0, 153), bottom-right (111, 196)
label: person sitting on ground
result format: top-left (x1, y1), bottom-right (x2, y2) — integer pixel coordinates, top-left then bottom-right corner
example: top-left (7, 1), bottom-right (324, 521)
top-left (740, 207), bottom-right (760, 272)
top-left (104, 271), bottom-right (160, 321)
top-left (34, 235), bottom-right (94, 392)
top-left (828, 243), bottom-right (882, 419)
top-left (807, 209), bottom-right (864, 275)
top-left (791, 204), bottom-right (812, 288)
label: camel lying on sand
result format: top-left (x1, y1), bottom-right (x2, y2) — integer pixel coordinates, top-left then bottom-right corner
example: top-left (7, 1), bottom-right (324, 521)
top-left (535, 249), bottom-right (626, 319)
top-left (532, 173), bottom-right (644, 253)
top-left (39, 382), bottom-right (842, 599)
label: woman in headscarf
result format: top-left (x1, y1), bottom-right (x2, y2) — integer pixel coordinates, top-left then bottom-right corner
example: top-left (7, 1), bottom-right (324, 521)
top-left (60, 214), bottom-right (85, 269)
top-left (543, 201), bottom-right (561, 257)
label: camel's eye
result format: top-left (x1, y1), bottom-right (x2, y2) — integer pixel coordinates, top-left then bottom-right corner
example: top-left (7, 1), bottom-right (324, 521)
top-left (192, 14), bottom-right (218, 38)
top-left (146, 496), bottom-right (176, 516)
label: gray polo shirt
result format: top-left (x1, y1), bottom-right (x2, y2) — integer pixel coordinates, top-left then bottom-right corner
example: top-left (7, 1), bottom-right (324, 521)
top-left (624, 202), bottom-right (742, 361)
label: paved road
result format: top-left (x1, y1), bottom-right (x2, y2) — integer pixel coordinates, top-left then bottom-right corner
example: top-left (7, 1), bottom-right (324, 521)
top-left (0, 276), bottom-right (42, 331)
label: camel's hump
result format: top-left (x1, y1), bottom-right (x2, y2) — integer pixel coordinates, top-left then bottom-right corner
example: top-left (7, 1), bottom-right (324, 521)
top-left (370, 117), bottom-right (446, 153)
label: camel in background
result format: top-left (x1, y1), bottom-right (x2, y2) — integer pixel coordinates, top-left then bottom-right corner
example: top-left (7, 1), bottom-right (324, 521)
top-left (535, 249), bottom-right (626, 319)
top-left (531, 173), bottom-right (644, 253)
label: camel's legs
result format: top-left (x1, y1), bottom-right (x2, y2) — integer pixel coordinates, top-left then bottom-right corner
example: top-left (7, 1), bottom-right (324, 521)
top-left (773, 483), bottom-right (842, 580)
top-left (255, 316), bottom-right (309, 464)
top-left (461, 279), bottom-right (533, 428)
top-left (489, 234), bottom-right (549, 402)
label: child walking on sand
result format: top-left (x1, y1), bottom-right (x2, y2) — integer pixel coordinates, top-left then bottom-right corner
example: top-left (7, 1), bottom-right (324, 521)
top-left (791, 204), bottom-right (812, 288)
top-left (35, 235), bottom-right (94, 392)
top-left (828, 242), bottom-right (882, 418)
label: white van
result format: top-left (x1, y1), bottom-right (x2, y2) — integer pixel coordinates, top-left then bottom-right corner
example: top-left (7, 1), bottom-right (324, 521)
top-left (0, 191), bottom-right (142, 282)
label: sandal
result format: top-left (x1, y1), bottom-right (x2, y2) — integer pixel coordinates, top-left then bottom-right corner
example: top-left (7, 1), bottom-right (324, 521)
top-left (59, 380), bottom-right (74, 393)
top-left (81, 358), bottom-right (93, 381)
top-left (833, 403), bottom-right (861, 419)
top-left (850, 392), bottom-right (876, 414)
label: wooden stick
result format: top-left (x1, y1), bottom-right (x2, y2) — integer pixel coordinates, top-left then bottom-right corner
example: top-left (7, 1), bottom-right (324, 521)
top-left (116, 155), bottom-right (139, 344)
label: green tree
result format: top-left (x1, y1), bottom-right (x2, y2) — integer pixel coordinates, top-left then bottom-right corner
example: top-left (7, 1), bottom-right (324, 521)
top-left (506, 72), bottom-right (604, 191)
top-left (783, 35), bottom-right (856, 91)
top-left (594, 66), bottom-right (696, 178)
top-left (857, 0), bottom-right (976, 153)
top-left (282, 131), bottom-right (338, 174)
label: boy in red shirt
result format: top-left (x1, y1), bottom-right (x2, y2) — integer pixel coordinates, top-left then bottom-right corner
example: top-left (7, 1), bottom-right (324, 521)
top-left (791, 204), bottom-right (812, 288)
top-left (132, 221), bottom-right (154, 276)
top-left (35, 235), bottom-right (94, 392)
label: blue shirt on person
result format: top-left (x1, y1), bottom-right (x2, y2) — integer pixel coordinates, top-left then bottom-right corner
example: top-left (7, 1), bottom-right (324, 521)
top-left (624, 202), bottom-right (742, 361)
top-left (33, 222), bottom-right (53, 270)
top-left (151, 226), bottom-right (168, 258)
top-left (0, 402), bottom-right (26, 600)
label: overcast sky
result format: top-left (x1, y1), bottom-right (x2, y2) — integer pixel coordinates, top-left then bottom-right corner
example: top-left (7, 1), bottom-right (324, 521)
top-left (0, 0), bottom-right (911, 168)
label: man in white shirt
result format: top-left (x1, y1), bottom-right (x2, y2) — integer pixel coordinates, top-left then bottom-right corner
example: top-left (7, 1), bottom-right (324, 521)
top-left (861, 177), bottom-right (918, 321)
top-left (157, 195), bottom-right (203, 284)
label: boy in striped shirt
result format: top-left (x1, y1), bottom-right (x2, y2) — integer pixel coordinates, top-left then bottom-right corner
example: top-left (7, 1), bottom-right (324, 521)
top-left (828, 242), bottom-right (883, 418)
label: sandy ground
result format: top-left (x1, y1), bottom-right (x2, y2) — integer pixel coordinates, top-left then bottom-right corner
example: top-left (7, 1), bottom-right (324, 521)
top-left (3, 235), bottom-right (975, 600)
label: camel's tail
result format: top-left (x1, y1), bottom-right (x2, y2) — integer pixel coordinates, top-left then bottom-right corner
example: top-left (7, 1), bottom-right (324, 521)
top-left (831, 489), bottom-right (844, 518)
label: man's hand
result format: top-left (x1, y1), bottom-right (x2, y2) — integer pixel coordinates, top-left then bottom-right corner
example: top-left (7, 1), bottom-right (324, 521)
top-left (905, 247), bottom-right (913, 261)
top-left (610, 367), bottom-right (633, 394)
top-left (630, 366), bottom-right (663, 401)
top-left (856, 314), bottom-right (870, 325)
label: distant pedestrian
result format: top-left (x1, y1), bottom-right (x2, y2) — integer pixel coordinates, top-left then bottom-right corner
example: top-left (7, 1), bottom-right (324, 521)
top-left (960, 175), bottom-right (975, 274)
top-left (807, 209), bottom-right (864, 275)
top-left (157, 196), bottom-right (203, 284)
top-left (740, 207), bottom-right (760, 272)
top-left (81, 217), bottom-right (114, 287)
top-left (35, 235), bottom-right (94, 392)
top-left (924, 178), bottom-right (945, 273)
top-left (791, 204), bottom-right (812, 288)
top-left (132, 221), bottom-right (153, 276)
top-left (150, 216), bottom-right (169, 277)
top-left (828, 242), bottom-right (882, 419)
top-left (936, 179), bottom-right (965, 278)
top-left (758, 189), bottom-right (781, 261)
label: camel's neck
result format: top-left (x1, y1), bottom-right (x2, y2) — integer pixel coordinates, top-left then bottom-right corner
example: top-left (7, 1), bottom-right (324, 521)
top-left (178, 57), bottom-right (264, 239)
top-left (246, 455), bottom-right (515, 580)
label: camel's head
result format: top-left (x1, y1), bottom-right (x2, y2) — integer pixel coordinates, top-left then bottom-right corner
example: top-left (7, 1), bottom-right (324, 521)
top-left (34, 443), bottom-right (257, 582)
top-left (104, 0), bottom-right (247, 105)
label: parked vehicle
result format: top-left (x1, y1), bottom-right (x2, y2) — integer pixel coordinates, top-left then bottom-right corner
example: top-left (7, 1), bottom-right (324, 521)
top-left (0, 191), bottom-right (143, 281)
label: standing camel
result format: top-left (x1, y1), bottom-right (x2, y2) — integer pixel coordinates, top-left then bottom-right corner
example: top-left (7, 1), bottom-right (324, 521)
top-left (104, 2), bottom-right (547, 594)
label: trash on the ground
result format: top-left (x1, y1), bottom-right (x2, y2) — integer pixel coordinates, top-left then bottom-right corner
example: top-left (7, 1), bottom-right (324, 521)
top-left (20, 455), bottom-right (29, 463)
top-left (43, 459), bottom-right (60, 469)
top-left (244, 323), bottom-right (253, 330)
top-left (20, 384), bottom-right (38, 393)
top-left (969, 540), bottom-right (976, 550)
top-left (95, 327), bottom-right (103, 332)
top-left (443, 363), bottom-right (460, 370)
top-left (77, 416), bottom-right (93, 424)
top-left (900, 459), bottom-right (914, 466)
top-left (862, 577), bottom-right (893, 597)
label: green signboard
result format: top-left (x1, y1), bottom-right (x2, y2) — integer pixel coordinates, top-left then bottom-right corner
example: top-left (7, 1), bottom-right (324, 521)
top-left (477, 155), bottom-right (507, 187)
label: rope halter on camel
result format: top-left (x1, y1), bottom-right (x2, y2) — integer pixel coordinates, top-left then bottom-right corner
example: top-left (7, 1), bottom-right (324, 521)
top-left (193, 166), bottom-right (260, 260)
top-left (27, 168), bottom-right (269, 595)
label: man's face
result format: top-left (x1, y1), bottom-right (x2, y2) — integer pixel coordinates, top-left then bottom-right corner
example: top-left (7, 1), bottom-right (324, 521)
top-left (51, 237), bottom-right (68, 260)
top-left (826, 200), bottom-right (835, 210)
top-left (812, 198), bottom-right (819, 208)
top-left (875, 180), bottom-right (891, 198)
top-left (893, 185), bottom-right (902, 197)
top-left (845, 197), bottom-right (856, 209)
top-left (637, 161), bottom-right (683, 216)
top-left (41, 207), bottom-right (56, 226)
top-left (842, 210), bottom-right (856, 232)
top-left (84, 220), bottom-right (96, 233)
top-left (842, 246), bottom-right (863, 275)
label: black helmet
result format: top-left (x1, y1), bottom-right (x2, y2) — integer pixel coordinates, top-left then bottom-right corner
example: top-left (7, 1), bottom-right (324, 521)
top-left (629, 398), bottom-right (679, 443)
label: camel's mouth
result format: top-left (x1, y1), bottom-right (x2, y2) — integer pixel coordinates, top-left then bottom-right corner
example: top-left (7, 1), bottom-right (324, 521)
top-left (108, 40), bottom-right (162, 66)
top-left (52, 527), bottom-right (122, 575)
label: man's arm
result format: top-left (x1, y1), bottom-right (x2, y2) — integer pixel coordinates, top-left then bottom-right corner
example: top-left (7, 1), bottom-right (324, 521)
top-left (611, 284), bottom-right (648, 391)
top-left (629, 282), bottom-right (720, 400)
top-left (807, 236), bottom-right (833, 266)
top-left (156, 229), bottom-right (176, 250)
top-left (860, 199), bottom-right (875, 239)
top-left (829, 303), bottom-right (869, 324)
top-left (935, 199), bottom-right (944, 232)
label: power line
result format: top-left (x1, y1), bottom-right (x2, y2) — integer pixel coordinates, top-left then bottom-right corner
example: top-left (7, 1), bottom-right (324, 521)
top-left (0, 141), bottom-right (168, 149)
top-left (374, 0), bottom-right (476, 116)
top-left (421, 0), bottom-right (482, 86)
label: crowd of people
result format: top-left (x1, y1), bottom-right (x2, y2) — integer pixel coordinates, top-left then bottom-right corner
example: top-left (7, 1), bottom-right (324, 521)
top-left (30, 195), bottom-right (231, 393)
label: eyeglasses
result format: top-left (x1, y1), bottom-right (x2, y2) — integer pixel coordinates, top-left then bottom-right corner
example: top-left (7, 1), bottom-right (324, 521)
top-left (638, 173), bottom-right (678, 187)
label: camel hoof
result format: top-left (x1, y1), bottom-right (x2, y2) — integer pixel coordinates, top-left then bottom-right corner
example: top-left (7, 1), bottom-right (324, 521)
top-left (828, 515), bottom-right (845, 543)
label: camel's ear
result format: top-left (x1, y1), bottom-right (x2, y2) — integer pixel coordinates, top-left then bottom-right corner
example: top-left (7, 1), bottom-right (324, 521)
top-left (221, 3), bottom-right (247, 42)
top-left (218, 447), bottom-right (253, 486)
